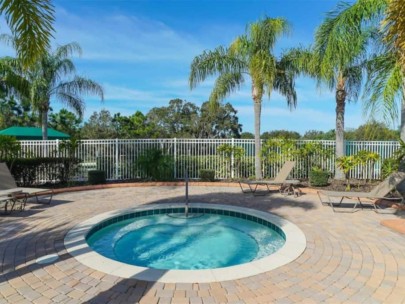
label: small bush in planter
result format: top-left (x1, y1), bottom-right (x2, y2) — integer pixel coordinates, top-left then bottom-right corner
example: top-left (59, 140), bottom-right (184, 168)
top-left (88, 170), bottom-right (106, 185)
top-left (309, 167), bottom-right (329, 187)
top-left (200, 169), bottom-right (215, 182)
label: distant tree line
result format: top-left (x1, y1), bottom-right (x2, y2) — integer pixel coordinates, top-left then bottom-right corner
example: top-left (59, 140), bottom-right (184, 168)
top-left (0, 93), bottom-right (399, 141)
top-left (240, 120), bottom-right (399, 141)
top-left (0, 97), bottom-right (242, 139)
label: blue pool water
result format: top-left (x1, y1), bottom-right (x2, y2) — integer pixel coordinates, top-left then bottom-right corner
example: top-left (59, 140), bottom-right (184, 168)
top-left (87, 213), bottom-right (285, 270)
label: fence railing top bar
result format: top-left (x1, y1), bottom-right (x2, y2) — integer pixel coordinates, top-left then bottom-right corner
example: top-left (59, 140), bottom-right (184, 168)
top-left (345, 140), bottom-right (400, 144)
top-left (18, 138), bottom-right (401, 145)
top-left (20, 140), bottom-right (58, 144)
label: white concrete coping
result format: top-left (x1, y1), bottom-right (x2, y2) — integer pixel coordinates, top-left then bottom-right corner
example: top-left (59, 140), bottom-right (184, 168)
top-left (64, 203), bottom-right (306, 283)
top-left (36, 254), bottom-right (59, 265)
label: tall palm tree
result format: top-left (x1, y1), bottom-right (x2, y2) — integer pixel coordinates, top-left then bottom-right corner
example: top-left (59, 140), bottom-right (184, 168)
top-left (287, 2), bottom-right (380, 180)
top-left (28, 42), bottom-right (104, 139)
top-left (368, 0), bottom-right (405, 139)
top-left (384, 0), bottom-right (405, 68)
top-left (0, 0), bottom-right (54, 68)
top-left (334, 0), bottom-right (405, 141)
top-left (189, 17), bottom-right (297, 179)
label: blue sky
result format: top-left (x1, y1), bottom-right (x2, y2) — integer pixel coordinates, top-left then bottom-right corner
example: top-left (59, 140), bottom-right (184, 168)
top-left (6, 0), bottom-right (393, 135)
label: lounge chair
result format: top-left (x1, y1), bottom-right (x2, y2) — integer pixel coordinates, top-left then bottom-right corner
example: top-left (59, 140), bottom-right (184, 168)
top-left (0, 163), bottom-right (53, 206)
top-left (239, 161), bottom-right (301, 196)
top-left (0, 195), bottom-right (13, 215)
top-left (0, 191), bottom-right (27, 214)
top-left (317, 171), bottom-right (405, 213)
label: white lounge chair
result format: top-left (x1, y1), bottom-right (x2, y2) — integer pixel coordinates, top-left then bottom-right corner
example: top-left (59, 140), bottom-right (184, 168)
top-left (317, 172), bottom-right (405, 213)
top-left (239, 161), bottom-right (301, 196)
top-left (0, 163), bottom-right (53, 206)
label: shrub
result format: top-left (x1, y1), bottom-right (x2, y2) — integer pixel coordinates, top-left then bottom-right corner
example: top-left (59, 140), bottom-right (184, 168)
top-left (58, 138), bottom-right (82, 184)
top-left (136, 148), bottom-right (174, 181)
top-left (381, 158), bottom-right (399, 179)
top-left (0, 135), bottom-right (21, 160)
top-left (354, 150), bottom-right (379, 181)
top-left (336, 156), bottom-right (358, 190)
top-left (88, 170), bottom-right (106, 184)
top-left (309, 167), bottom-right (330, 187)
top-left (217, 144), bottom-right (245, 178)
top-left (96, 156), bottom-right (115, 178)
top-left (199, 169), bottom-right (215, 181)
top-left (8, 157), bottom-right (81, 186)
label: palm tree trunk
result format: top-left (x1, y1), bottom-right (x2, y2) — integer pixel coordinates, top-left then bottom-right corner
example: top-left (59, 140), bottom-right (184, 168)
top-left (335, 77), bottom-right (346, 180)
top-left (252, 85), bottom-right (262, 179)
top-left (41, 110), bottom-right (48, 140)
top-left (401, 78), bottom-right (405, 141)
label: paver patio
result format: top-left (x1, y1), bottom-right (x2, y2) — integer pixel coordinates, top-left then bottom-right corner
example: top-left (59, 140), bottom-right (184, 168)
top-left (0, 185), bottom-right (404, 303)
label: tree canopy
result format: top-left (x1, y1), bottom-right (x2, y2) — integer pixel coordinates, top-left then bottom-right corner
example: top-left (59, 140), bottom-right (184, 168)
top-left (80, 99), bottom-right (243, 139)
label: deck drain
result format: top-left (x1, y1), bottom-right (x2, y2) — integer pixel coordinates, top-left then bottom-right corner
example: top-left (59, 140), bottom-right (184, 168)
top-left (36, 254), bottom-right (59, 265)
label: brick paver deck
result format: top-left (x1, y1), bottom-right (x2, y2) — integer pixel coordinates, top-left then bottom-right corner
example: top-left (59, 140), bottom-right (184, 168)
top-left (0, 185), bottom-right (404, 303)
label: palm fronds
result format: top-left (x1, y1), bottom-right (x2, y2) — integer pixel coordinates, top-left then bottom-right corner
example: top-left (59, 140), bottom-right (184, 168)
top-left (189, 46), bottom-right (246, 89)
top-left (363, 53), bottom-right (403, 123)
top-left (209, 72), bottom-right (245, 105)
top-left (383, 0), bottom-right (405, 66)
top-left (0, 0), bottom-right (55, 68)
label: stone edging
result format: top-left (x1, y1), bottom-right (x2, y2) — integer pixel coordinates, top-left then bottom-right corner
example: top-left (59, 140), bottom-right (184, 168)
top-left (64, 203), bottom-right (306, 283)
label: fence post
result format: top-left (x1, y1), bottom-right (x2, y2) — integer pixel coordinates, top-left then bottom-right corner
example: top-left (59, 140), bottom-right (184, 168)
top-left (115, 138), bottom-right (119, 180)
top-left (56, 139), bottom-right (59, 157)
top-left (231, 137), bottom-right (235, 179)
top-left (174, 138), bottom-right (177, 179)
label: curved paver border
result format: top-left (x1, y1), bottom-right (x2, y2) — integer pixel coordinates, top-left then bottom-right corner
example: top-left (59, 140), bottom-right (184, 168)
top-left (64, 203), bottom-right (306, 283)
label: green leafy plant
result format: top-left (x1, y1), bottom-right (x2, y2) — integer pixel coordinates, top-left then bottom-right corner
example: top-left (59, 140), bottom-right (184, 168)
top-left (136, 148), bottom-right (174, 181)
top-left (0, 135), bottom-right (21, 162)
top-left (297, 142), bottom-right (333, 178)
top-left (261, 138), bottom-right (298, 178)
top-left (381, 158), bottom-right (399, 179)
top-left (9, 157), bottom-right (78, 186)
top-left (262, 138), bottom-right (297, 163)
top-left (88, 170), bottom-right (106, 185)
top-left (336, 156), bottom-right (358, 190)
top-left (309, 167), bottom-right (330, 187)
top-left (199, 169), bottom-right (215, 182)
top-left (354, 150), bottom-right (379, 182)
top-left (58, 137), bottom-right (81, 185)
top-left (217, 144), bottom-right (245, 178)
top-left (394, 139), bottom-right (405, 162)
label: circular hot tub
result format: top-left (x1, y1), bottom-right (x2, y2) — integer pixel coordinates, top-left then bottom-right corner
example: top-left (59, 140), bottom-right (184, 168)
top-left (65, 203), bottom-right (306, 283)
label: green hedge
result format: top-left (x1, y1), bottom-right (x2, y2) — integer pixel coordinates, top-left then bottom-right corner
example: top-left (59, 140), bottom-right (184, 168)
top-left (136, 148), bottom-right (174, 181)
top-left (6, 157), bottom-right (81, 186)
top-left (199, 169), bottom-right (215, 181)
top-left (88, 170), bottom-right (106, 184)
top-left (309, 168), bottom-right (330, 187)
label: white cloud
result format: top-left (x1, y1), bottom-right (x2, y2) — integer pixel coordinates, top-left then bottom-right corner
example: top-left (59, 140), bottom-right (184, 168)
top-left (103, 83), bottom-right (164, 102)
top-left (54, 8), bottom-right (204, 63)
top-left (162, 78), bottom-right (216, 89)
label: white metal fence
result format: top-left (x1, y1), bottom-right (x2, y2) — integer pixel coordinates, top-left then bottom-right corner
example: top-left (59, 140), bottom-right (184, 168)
top-left (18, 138), bottom-right (400, 182)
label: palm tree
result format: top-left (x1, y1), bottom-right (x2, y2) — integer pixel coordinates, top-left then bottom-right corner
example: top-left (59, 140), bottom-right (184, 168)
top-left (365, 0), bottom-right (405, 140)
top-left (0, 0), bottom-right (54, 68)
top-left (287, 2), bottom-right (379, 180)
top-left (384, 0), bottom-right (405, 68)
top-left (27, 42), bottom-right (104, 139)
top-left (333, 0), bottom-right (405, 141)
top-left (189, 17), bottom-right (297, 179)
